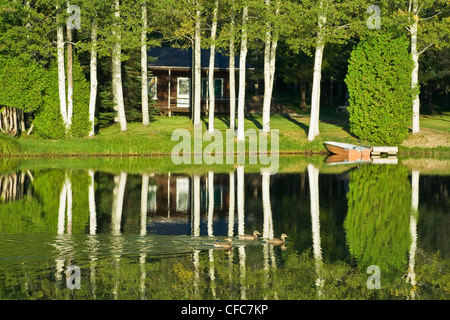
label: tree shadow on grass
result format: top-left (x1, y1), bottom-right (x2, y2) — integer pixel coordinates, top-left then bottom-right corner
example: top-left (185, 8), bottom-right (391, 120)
top-left (280, 113), bottom-right (309, 135)
top-left (246, 113), bottom-right (262, 130)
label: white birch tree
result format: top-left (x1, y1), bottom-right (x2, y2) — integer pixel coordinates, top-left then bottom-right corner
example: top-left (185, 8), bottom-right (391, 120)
top-left (56, 5), bottom-right (68, 128)
top-left (141, 1), bottom-right (150, 126)
top-left (88, 18), bottom-right (98, 137)
top-left (193, 1), bottom-right (202, 128)
top-left (262, 0), bottom-right (279, 133)
top-left (66, 1), bottom-right (73, 130)
top-left (112, 0), bottom-right (128, 132)
top-left (208, 0), bottom-right (219, 133)
top-left (229, 10), bottom-right (237, 130)
top-left (308, 0), bottom-right (326, 141)
top-left (237, 4), bottom-right (248, 141)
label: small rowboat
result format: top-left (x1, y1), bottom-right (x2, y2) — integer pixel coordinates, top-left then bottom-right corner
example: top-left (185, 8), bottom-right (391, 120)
top-left (324, 141), bottom-right (372, 162)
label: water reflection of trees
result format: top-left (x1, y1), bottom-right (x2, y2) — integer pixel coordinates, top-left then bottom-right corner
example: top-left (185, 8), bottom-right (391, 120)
top-left (0, 165), bottom-right (449, 300)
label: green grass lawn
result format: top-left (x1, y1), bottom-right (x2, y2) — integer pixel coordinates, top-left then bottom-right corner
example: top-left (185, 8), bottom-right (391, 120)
top-left (1, 112), bottom-right (449, 157)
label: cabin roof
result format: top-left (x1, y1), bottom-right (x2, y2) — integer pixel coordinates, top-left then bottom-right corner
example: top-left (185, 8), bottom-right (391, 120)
top-left (148, 47), bottom-right (249, 70)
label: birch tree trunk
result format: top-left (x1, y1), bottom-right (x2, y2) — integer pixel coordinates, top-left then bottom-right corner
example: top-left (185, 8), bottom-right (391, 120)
top-left (262, 0), bottom-right (279, 133)
top-left (410, 0), bottom-right (420, 134)
top-left (237, 6), bottom-right (248, 141)
top-left (193, 4), bottom-right (202, 127)
top-left (307, 1), bottom-right (326, 141)
top-left (89, 19), bottom-right (98, 137)
top-left (66, 2), bottom-right (73, 130)
top-left (229, 13), bottom-right (236, 130)
top-left (56, 7), bottom-right (67, 128)
top-left (112, 0), bottom-right (128, 132)
top-left (141, 1), bottom-right (150, 126)
top-left (208, 0), bottom-right (219, 133)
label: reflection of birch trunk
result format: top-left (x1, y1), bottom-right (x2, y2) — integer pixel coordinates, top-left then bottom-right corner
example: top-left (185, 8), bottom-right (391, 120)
top-left (262, 169), bottom-right (276, 298)
top-left (237, 166), bottom-right (245, 236)
top-left (139, 174), bottom-right (149, 299)
top-left (111, 172), bottom-right (127, 299)
top-left (407, 170), bottom-right (419, 299)
top-left (89, 170), bottom-right (97, 235)
top-left (88, 170), bottom-right (98, 298)
top-left (192, 175), bottom-right (201, 237)
top-left (58, 179), bottom-right (67, 234)
top-left (209, 249), bottom-right (216, 299)
top-left (239, 246), bottom-right (246, 300)
top-left (58, 175), bottom-right (72, 235)
top-left (228, 171), bottom-right (235, 237)
top-left (208, 171), bottom-right (214, 236)
top-left (193, 250), bottom-right (200, 296)
top-left (262, 170), bottom-right (274, 240)
top-left (308, 164), bottom-right (323, 295)
top-left (141, 174), bottom-right (149, 236)
top-left (111, 172), bottom-right (127, 235)
top-left (66, 176), bottom-right (73, 235)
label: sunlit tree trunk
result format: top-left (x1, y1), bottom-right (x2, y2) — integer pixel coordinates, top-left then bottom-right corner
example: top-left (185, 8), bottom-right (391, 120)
top-left (112, 0), bottom-right (128, 132)
top-left (308, 1), bottom-right (326, 141)
top-left (262, 0), bottom-right (279, 133)
top-left (56, 6), bottom-right (67, 128)
top-left (410, 0), bottom-right (420, 134)
top-left (193, 3), bottom-right (202, 127)
top-left (229, 13), bottom-right (236, 130)
top-left (141, 1), bottom-right (150, 126)
top-left (66, 1), bottom-right (73, 130)
top-left (89, 19), bottom-right (98, 137)
top-left (208, 0), bottom-right (219, 133)
top-left (237, 6), bottom-right (248, 141)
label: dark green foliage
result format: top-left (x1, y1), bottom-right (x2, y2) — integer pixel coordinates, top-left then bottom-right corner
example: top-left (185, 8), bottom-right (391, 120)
top-left (0, 55), bottom-right (47, 112)
top-left (33, 62), bottom-right (66, 140)
top-left (345, 32), bottom-right (414, 145)
top-left (34, 55), bottom-right (91, 139)
top-left (68, 55), bottom-right (91, 138)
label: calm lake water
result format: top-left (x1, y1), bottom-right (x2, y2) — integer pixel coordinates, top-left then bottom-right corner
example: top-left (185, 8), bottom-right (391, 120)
top-left (0, 157), bottom-right (448, 300)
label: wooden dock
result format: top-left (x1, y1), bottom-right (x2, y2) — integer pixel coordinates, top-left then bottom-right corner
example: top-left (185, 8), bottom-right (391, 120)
top-left (371, 146), bottom-right (398, 157)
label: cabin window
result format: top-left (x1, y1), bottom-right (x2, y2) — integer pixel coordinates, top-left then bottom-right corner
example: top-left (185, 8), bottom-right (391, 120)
top-left (149, 77), bottom-right (157, 100)
top-left (202, 78), bottom-right (223, 99)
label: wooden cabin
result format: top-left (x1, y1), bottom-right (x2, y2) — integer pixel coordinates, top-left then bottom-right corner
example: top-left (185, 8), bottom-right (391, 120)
top-left (148, 47), bottom-right (250, 116)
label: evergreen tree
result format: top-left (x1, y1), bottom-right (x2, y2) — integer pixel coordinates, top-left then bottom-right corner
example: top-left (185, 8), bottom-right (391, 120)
top-left (345, 31), bottom-right (414, 145)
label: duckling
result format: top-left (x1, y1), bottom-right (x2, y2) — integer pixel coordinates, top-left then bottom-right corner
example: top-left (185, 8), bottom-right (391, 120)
top-left (238, 230), bottom-right (261, 241)
top-left (213, 237), bottom-right (233, 250)
top-left (265, 233), bottom-right (288, 246)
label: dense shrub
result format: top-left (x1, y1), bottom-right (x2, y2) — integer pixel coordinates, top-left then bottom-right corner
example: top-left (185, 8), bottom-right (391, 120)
top-left (33, 62), bottom-right (66, 139)
top-left (34, 55), bottom-right (90, 139)
top-left (345, 31), bottom-right (414, 145)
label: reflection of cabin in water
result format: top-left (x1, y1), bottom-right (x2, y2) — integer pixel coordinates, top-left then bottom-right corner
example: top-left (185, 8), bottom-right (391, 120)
top-left (149, 174), bottom-right (235, 222)
top-left (148, 47), bottom-right (252, 116)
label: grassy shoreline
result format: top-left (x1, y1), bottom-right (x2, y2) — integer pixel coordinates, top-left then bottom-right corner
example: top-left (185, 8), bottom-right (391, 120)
top-left (1, 113), bottom-right (449, 157)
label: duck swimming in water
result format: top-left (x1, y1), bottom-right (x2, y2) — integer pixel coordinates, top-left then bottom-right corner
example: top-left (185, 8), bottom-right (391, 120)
top-left (238, 230), bottom-right (261, 241)
top-left (265, 234), bottom-right (288, 246)
top-left (213, 237), bottom-right (233, 250)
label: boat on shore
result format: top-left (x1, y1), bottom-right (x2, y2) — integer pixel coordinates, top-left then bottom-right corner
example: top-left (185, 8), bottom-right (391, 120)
top-left (324, 141), bottom-right (372, 162)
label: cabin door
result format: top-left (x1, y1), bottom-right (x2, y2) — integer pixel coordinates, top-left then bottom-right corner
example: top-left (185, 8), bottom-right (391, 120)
top-left (177, 77), bottom-right (191, 108)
